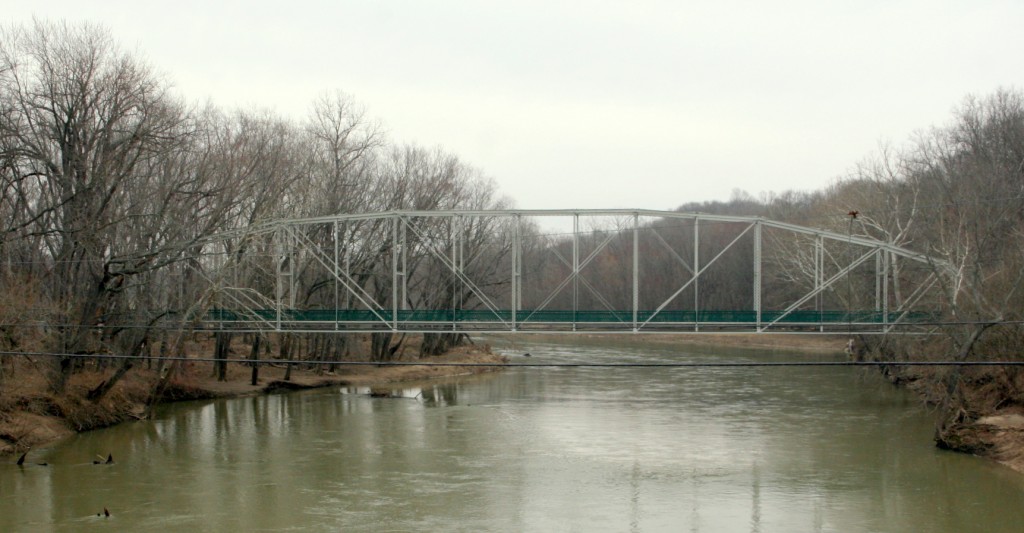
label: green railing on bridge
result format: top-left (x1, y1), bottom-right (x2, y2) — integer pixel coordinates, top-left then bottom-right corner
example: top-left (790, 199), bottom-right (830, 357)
top-left (205, 308), bottom-right (938, 324)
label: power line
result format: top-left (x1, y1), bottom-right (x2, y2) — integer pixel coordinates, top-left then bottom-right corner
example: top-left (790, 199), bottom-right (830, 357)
top-left (2, 350), bottom-right (1023, 367)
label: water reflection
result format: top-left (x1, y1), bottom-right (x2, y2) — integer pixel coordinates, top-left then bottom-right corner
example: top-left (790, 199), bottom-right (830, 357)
top-left (343, 382), bottom-right (462, 408)
top-left (3, 339), bottom-right (1024, 532)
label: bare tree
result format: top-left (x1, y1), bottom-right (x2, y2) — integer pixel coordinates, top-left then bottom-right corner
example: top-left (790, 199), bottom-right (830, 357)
top-left (0, 21), bottom-right (199, 390)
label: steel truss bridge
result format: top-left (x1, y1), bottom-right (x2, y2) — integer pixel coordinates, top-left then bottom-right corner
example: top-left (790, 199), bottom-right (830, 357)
top-left (199, 209), bottom-right (947, 335)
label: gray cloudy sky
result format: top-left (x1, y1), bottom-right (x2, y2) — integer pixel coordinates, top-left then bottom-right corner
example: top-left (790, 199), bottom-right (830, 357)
top-left (8, 1), bottom-right (1024, 210)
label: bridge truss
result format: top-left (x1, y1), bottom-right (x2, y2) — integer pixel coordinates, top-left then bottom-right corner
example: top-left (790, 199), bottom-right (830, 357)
top-left (198, 210), bottom-right (948, 335)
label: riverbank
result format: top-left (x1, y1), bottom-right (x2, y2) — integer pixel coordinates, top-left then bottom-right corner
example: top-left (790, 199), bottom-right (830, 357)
top-left (0, 344), bottom-right (506, 459)
top-left (896, 363), bottom-right (1024, 475)
top-left (488, 331), bottom-right (849, 355)
top-left (941, 412), bottom-right (1024, 474)
top-left (604, 332), bottom-right (848, 354)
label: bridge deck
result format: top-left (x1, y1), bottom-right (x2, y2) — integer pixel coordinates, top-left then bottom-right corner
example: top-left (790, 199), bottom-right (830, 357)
top-left (203, 309), bottom-right (936, 333)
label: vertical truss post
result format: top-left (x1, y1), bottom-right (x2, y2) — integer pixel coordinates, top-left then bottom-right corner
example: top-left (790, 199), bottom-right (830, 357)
top-left (458, 216), bottom-right (465, 317)
top-left (344, 222), bottom-right (351, 311)
top-left (573, 213), bottom-right (579, 331)
top-left (816, 234), bottom-right (823, 332)
top-left (401, 217), bottom-right (408, 312)
top-left (392, 216), bottom-right (399, 330)
top-left (214, 243), bottom-right (223, 332)
top-left (517, 219), bottom-right (523, 316)
top-left (178, 261), bottom-right (184, 314)
top-left (230, 239), bottom-right (238, 294)
top-left (452, 215), bottom-right (460, 330)
top-left (632, 213), bottom-right (639, 332)
top-left (333, 220), bottom-right (339, 330)
top-left (274, 228), bottom-right (284, 331)
top-left (224, 244), bottom-right (232, 331)
top-left (288, 230), bottom-right (297, 312)
top-left (512, 214), bottom-right (520, 331)
top-left (694, 217), bottom-right (700, 332)
top-left (883, 250), bottom-right (890, 329)
top-left (875, 249), bottom-right (882, 329)
top-left (754, 221), bottom-right (762, 331)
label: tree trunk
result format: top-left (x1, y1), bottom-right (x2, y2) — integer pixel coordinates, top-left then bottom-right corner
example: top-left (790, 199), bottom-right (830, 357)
top-left (214, 332), bottom-right (232, 382)
top-left (935, 323), bottom-right (994, 442)
top-left (249, 334), bottom-right (261, 386)
top-left (155, 330), bottom-right (169, 376)
top-left (420, 332), bottom-right (467, 356)
top-left (87, 359), bottom-right (133, 401)
top-left (281, 333), bottom-right (293, 381)
top-left (145, 342), bottom-right (185, 419)
top-left (371, 332), bottom-right (391, 362)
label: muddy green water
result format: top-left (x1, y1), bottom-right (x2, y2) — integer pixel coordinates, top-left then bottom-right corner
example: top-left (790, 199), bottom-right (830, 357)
top-left (3, 337), bottom-right (1024, 532)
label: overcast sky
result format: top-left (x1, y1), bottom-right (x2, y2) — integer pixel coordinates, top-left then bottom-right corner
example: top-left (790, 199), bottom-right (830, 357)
top-left (8, 1), bottom-right (1024, 210)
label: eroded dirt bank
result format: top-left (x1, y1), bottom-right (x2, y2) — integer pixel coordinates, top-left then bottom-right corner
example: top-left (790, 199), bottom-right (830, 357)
top-left (897, 364), bottom-right (1024, 474)
top-left (0, 345), bottom-right (506, 458)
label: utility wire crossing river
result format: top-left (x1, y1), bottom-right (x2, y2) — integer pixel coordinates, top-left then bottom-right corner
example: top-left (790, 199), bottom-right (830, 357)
top-left (4, 349), bottom-right (1023, 367)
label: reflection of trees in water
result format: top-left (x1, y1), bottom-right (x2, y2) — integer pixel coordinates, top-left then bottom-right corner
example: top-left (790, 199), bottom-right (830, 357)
top-left (421, 383), bottom-right (459, 407)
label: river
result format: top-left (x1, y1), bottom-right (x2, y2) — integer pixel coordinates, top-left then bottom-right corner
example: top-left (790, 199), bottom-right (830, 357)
top-left (3, 337), bottom-right (1024, 532)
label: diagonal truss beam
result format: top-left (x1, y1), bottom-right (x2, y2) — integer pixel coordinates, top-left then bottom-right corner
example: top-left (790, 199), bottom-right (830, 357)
top-left (884, 273), bottom-right (939, 334)
top-left (548, 244), bottom-right (628, 322)
top-left (189, 253), bottom-right (282, 331)
top-left (639, 222), bottom-right (756, 329)
top-left (521, 229), bottom-right (618, 322)
top-left (286, 226), bottom-right (392, 327)
top-left (402, 217), bottom-right (509, 326)
top-left (649, 225), bottom-right (695, 275)
top-left (758, 247), bottom-right (877, 332)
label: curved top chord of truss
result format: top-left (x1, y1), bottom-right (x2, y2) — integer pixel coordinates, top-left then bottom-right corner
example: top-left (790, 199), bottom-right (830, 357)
top-left (206, 209), bottom-right (948, 269)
